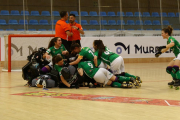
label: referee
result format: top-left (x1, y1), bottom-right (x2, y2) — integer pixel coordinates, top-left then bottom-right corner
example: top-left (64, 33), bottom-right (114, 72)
top-left (68, 14), bottom-right (84, 47)
top-left (55, 11), bottom-right (73, 52)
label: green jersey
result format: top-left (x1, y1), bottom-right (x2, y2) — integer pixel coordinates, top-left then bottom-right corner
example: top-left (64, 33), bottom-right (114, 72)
top-left (78, 61), bottom-right (99, 78)
top-left (46, 45), bottom-right (67, 58)
top-left (94, 47), bottom-right (119, 66)
top-left (167, 36), bottom-right (180, 57)
top-left (54, 64), bottom-right (63, 76)
top-left (78, 47), bottom-right (94, 62)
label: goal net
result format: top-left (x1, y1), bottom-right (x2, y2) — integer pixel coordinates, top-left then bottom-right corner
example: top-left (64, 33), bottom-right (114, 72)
top-left (3, 34), bottom-right (54, 72)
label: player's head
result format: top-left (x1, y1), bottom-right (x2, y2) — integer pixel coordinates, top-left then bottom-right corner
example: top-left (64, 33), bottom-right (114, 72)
top-left (52, 55), bottom-right (63, 66)
top-left (93, 40), bottom-right (105, 58)
top-left (60, 11), bottom-right (68, 21)
top-left (93, 40), bottom-right (105, 50)
top-left (48, 37), bottom-right (62, 48)
top-left (162, 26), bottom-right (173, 39)
top-left (69, 14), bottom-right (76, 23)
top-left (71, 41), bottom-right (81, 53)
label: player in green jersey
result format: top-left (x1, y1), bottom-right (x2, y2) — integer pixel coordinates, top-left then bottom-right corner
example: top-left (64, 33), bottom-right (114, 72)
top-left (78, 61), bottom-right (141, 88)
top-left (155, 26), bottom-right (180, 89)
top-left (41, 37), bottom-right (69, 73)
top-left (93, 40), bottom-right (142, 83)
top-left (69, 42), bottom-right (106, 68)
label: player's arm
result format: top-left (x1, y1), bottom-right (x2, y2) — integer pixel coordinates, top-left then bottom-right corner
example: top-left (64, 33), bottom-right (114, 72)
top-left (155, 42), bottom-right (175, 57)
top-left (62, 51), bottom-right (69, 56)
top-left (43, 52), bottom-right (51, 59)
top-left (69, 57), bottom-right (81, 65)
top-left (94, 56), bottom-right (98, 67)
top-left (161, 43), bottom-right (175, 53)
top-left (77, 68), bottom-right (84, 76)
top-left (60, 75), bottom-right (71, 88)
top-left (93, 51), bottom-right (98, 67)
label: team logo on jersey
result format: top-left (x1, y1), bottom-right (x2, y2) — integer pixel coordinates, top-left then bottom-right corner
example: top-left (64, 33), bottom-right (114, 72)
top-left (53, 51), bottom-right (55, 53)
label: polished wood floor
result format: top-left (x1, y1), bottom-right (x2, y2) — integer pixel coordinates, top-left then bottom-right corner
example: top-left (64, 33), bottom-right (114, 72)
top-left (0, 62), bottom-right (180, 120)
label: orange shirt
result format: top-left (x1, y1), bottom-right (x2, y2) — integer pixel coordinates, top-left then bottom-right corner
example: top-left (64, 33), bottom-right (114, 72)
top-left (55, 19), bottom-right (70, 40)
top-left (68, 22), bottom-right (83, 41)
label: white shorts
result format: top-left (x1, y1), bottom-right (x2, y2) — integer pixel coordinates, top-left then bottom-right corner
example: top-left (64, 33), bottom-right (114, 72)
top-left (93, 68), bottom-right (113, 85)
top-left (98, 61), bottom-right (107, 69)
top-left (110, 56), bottom-right (125, 74)
top-left (47, 62), bottom-right (53, 69)
top-left (173, 53), bottom-right (180, 60)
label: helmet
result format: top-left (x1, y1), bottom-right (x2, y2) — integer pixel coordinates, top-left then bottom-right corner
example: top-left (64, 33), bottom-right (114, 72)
top-left (61, 67), bottom-right (71, 80)
top-left (38, 47), bottom-right (47, 54)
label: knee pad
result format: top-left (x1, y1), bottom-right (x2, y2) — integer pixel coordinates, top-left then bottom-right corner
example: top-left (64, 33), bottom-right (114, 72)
top-left (166, 66), bottom-right (172, 74)
top-left (172, 66), bottom-right (179, 73)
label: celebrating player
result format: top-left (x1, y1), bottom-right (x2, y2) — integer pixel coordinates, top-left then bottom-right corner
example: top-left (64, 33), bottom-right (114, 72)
top-left (78, 61), bottom-right (140, 88)
top-left (155, 26), bottom-right (180, 89)
top-left (69, 42), bottom-right (106, 68)
top-left (93, 40), bottom-right (142, 83)
top-left (41, 37), bottom-right (69, 73)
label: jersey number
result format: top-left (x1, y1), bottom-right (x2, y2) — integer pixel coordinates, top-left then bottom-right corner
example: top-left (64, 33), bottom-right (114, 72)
top-left (88, 50), bottom-right (94, 56)
top-left (88, 63), bottom-right (93, 68)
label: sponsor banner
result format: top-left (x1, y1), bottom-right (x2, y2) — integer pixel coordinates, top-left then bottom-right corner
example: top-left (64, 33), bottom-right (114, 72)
top-left (1, 36), bottom-right (180, 61)
top-left (81, 37), bottom-right (180, 58)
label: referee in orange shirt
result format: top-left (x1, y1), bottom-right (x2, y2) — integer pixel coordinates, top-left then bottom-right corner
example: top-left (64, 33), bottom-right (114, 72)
top-left (55, 11), bottom-right (73, 52)
top-left (68, 14), bottom-right (84, 47)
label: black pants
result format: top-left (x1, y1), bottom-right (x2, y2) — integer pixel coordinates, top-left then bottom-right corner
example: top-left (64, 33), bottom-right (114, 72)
top-left (61, 39), bottom-right (70, 53)
top-left (68, 40), bottom-right (81, 50)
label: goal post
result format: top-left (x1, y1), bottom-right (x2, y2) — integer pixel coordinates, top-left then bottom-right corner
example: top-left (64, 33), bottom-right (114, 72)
top-left (5, 34), bottom-right (55, 72)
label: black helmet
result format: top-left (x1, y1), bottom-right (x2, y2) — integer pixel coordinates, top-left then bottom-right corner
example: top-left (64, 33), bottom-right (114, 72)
top-left (38, 47), bottom-right (47, 54)
top-left (61, 67), bottom-right (71, 80)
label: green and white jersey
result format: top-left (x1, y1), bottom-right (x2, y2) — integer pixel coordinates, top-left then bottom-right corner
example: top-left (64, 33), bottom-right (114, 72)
top-left (54, 64), bottom-right (63, 76)
top-left (78, 47), bottom-right (94, 62)
top-left (46, 45), bottom-right (67, 58)
top-left (94, 47), bottom-right (119, 66)
top-left (167, 36), bottom-right (180, 57)
top-left (78, 61), bottom-right (99, 78)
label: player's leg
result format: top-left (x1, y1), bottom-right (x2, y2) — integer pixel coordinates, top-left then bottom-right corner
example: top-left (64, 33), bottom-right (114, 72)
top-left (98, 68), bottom-right (133, 88)
top-left (119, 72), bottom-right (142, 83)
top-left (172, 55), bottom-right (180, 87)
top-left (93, 69), bottom-right (111, 87)
top-left (110, 56), bottom-right (122, 74)
top-left (41, 62), bottom-right (53, 74)
top-left (167, 59), bottom-right (176, 86)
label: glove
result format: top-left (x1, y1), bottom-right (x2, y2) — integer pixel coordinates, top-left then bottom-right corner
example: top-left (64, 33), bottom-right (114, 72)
top-left (63, 62), bottom-right (69, 67)
top-left (156, 46), bottom-right (166, 52)
top-left (70, 83), bottom-right (79, 89)
top-left (155, 52), bottom-right (162, 58)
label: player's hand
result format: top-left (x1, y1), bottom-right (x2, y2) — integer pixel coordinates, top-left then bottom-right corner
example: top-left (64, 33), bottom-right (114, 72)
top-left (46, 55), bottom-right (51, 59)
top-left (155, 52), bottom-right (162, 58)
top-left (62, 51), bottom-right (67, 55)
top-left (156, 46), bottom-right (166, 52)
top-left (70, 83), bottom-right (79, 89)
top-left (72, 26), bottom-right (78, 30)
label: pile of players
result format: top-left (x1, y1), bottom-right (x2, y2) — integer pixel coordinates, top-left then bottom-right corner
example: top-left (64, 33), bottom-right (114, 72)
top-left (22, 37), bottom-right (142, 89)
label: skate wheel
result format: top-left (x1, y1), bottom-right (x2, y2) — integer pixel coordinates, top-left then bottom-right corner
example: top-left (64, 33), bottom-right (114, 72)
top-left (175, 86), bottom-right (179, 90)
top-left (169, 85), bottom-right (173, 89)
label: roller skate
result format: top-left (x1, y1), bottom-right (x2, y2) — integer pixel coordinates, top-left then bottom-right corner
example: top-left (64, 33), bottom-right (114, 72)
top-left (129, 77), bottom-right (141, 88)
top-left (173, 79), bottom-right (180, 90)
top-left (121, 81), bottom-right (133, 88)
top-left (168, 80), bottom-right (175, 89)
top-left (136, 76), bottom-right (142, 83)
